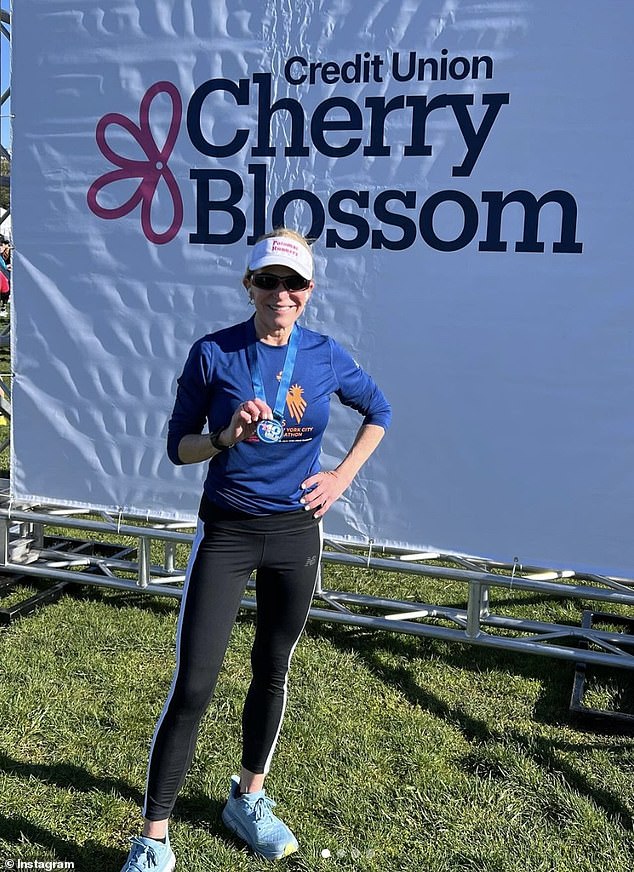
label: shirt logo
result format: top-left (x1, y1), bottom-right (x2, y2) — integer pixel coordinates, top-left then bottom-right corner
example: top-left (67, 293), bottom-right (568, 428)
top-left (276, 372), bottom-right (308, 423)
top-left (287, 384), bottom-right (307, 423)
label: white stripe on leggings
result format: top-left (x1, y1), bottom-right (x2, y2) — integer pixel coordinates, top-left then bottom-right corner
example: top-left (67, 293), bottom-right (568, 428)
top-left (141, 517), bottom-right (205, 819)
top-left (262, 519), bottom-right (323, 775)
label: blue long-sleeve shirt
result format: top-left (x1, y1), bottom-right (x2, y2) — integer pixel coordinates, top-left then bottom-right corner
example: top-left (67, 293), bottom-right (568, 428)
top-left (168, 316), bottom-right (391, 514)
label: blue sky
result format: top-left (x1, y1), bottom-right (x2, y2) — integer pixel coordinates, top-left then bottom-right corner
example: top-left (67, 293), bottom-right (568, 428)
top-left (0, 0), bottom-right (10, 155)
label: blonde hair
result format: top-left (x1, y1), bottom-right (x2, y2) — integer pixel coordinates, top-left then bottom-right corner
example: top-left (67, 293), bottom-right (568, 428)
top-left (243, 227), bottom-right (313, 281)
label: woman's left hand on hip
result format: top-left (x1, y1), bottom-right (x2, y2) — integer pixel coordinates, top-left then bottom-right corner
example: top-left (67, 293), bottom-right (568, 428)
top-left (300, 469), bottom-right (351, 518)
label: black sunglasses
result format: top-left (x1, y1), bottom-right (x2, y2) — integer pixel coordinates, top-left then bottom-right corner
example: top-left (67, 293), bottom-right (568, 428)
top-left (250, 273), bottom-right (311, 292)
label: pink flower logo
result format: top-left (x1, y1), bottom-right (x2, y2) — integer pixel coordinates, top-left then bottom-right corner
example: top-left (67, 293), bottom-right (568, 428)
top-left (87, 81), bottom-right (183, 244)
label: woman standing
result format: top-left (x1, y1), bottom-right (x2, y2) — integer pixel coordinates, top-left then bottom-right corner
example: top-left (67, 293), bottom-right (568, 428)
top-left (120, 229), bottom-right (391, 871)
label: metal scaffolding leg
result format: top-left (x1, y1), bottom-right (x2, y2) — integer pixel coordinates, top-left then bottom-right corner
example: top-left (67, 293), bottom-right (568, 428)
top-left (569, 610), bottom-right (634, 733)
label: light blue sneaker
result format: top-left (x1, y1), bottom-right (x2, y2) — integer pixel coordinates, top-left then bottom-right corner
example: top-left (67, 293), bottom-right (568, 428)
top-left (120, 834), bottom-right (176, 872)
top-left (221, 774), bottom-right (299, 860)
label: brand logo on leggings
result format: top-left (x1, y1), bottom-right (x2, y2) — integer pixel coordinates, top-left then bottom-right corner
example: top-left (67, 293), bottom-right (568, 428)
top-left (305, 555), bottom-right (318, 566)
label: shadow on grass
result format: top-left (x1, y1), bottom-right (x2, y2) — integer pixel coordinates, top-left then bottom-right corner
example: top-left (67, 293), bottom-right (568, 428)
top-left (0, 807), bottom-right (251, 872)
top-left (0, 751), bottom-right (228, 838)
top-left (0, 750), bottom-right (144, 806)
top-left (307, 621), bottom-right (573, 722)
top-left (0, 813), bottom-right (121, 870)
top-left (63, 582), bottom-right (258, 625)
top-left (65, 584), bottom-right (182, 618)
top-left (308, 622), bottom-right (634, 831)
top-left (0, 808), bottom-right (226, 872)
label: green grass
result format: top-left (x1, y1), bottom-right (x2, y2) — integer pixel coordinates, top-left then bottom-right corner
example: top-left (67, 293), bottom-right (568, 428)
top-left (0, 334), bottom-right (632, 870)
top-left (0, 569), bottom-right (632, 872)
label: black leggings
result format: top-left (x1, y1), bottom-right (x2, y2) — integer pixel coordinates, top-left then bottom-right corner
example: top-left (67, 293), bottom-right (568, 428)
top-left (142, 497), bottom-right (321, 821)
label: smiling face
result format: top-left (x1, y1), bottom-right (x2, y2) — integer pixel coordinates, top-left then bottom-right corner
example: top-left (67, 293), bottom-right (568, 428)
top-left (245, 265), bottom-right (314, 344)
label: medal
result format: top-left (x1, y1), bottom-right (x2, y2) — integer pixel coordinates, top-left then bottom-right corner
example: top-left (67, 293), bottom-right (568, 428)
top-left (246, 319), bottom-right (300, 444)
top-left (255, 418), bottom-right (285, 443)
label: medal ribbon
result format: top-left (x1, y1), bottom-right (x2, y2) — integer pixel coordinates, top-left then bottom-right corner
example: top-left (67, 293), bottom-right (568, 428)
top-left (246, 319), bottom-right (300, 423)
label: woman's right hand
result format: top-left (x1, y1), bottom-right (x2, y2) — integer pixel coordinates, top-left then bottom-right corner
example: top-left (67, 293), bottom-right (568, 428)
top-left (220, 398), bottom-right (274, 446)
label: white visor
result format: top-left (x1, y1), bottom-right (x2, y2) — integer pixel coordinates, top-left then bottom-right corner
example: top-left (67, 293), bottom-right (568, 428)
top-left (248, 236), bottom-right (313, 280)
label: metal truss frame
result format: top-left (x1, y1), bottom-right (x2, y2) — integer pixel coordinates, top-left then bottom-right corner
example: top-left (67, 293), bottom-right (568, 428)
top-left (0, 483), bottom-right (632, 677)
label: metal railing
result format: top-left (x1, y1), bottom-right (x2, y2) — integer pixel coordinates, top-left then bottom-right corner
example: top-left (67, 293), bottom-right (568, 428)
top-left (0, 484), bottom-right (632, 672)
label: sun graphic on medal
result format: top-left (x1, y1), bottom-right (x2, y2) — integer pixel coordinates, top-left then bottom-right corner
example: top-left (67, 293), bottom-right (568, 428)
top-left (276, 372), bottom-right (307, 423)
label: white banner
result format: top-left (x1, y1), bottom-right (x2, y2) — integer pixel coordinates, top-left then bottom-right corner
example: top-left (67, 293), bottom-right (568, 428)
top-left (10, 1), bottom-right (634, 576)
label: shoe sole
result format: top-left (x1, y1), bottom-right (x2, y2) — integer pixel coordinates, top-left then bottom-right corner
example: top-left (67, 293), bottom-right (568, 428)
top-left (222, 809), bottom-right (298, 861)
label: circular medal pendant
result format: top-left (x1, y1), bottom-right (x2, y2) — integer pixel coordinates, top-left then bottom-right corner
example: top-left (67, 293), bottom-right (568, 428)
top-left (256, 418), bottom-right (284, 444)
